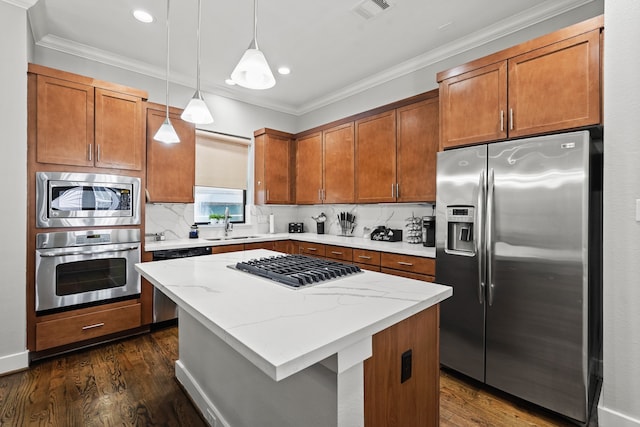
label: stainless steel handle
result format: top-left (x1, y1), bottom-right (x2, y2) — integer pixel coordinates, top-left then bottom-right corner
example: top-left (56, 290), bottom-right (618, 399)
top-left (266, 189), bottom-right (270, 201)
top-left (397, 261), bottom-right (413, 266)
top-left (96, 144), bottom-right (101, 162)
top-left (331, 251), bottom-right (343, 255)
top-left (391, 183), bottom-right (395, 198)
top-left (318, 189), bottom-right (322, 202)
top-left (396, 183), bottom-right (400, 199)
top-left (509, 108), bottom-right (514, 131)
top-left (39, 245), bottom-right (139, 257)
top-left (88, 144), bottom-right (92, 161)
top-left (306, 247), bottom-right (317, 251)
top-left (499, 111), bottom-right (504, 132)
top-left (82, 322), bottom-right (105, 330)
top-left (487, 168), bottom-right (495, 306)
top-left (358, 255), bottom-right (372, 260)
top-left (477, 170), bottom-right (486, 304)
top-left (323, 189), bottom-right (326, 200)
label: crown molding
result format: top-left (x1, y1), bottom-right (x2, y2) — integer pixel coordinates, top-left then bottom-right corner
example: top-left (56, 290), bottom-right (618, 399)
top-left (34, 0), bottom-right (595, 116)
top-left (2, 0), bottom-right (37, 9)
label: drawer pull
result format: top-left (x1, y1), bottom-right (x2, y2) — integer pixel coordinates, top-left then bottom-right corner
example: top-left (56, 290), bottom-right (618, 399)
top-left (358, 255), bottom-right (372, 260)
top-left (331, 251), bottom-right (343, 255)
top-left (307, 247), bottom-right (317, 251)
top-left (397, 261), bottom-right (413, 266)
top-left (82, 322), bottom-right (105, 330)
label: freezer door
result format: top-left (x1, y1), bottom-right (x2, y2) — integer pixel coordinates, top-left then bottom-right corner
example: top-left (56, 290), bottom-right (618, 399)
top-left (436, 145), bottom-right (487, 382)
top-left (485, 131), bottom-right (590, 422)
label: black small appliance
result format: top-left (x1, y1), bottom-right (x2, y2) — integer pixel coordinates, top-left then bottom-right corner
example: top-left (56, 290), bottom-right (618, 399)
top-left (422, 216), bottom-right (435, 247)
top-left (288, 222), bottom-right (303, 233)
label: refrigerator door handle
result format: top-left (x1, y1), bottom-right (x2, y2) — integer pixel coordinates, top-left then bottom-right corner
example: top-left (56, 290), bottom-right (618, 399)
top-left (487, 168), bottom-right (496, 306)
top-left (476, 170), bottom-right (486, 304)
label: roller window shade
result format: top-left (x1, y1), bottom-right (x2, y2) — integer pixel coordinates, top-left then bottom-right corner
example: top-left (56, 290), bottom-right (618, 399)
top-left (195, 130), bottom-right (250, 190)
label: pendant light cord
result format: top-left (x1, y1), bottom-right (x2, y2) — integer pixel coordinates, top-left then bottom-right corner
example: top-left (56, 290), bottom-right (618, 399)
top-left (252, 0), bottom-right (259, 50)
top-left (164, 0), bottom-right (171, 119)
top-left (196, 0), bottom-right (202, 92)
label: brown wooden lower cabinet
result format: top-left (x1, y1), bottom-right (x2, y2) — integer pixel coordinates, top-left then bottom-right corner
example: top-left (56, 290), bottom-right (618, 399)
top-left (298, 241), bottom-right (326, 257)
top-left (35, 301), bottom-right (141, 351)
top-left (355, 262), bottom-right (381, 272)
top-left (211, 244), bottom-right (245, 254)
top-left (325, 245), bottom-right (353, 262)
top-left (365, 304), bottom-right (440, 427)
top-left (245, 241), bottom-right (275, 251)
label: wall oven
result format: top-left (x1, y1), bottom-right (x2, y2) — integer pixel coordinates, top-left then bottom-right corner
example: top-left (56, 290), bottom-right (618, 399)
top-left (35, 229), bottom-right (141, 313)
top-left (36, 171), bottom-right (140, 228)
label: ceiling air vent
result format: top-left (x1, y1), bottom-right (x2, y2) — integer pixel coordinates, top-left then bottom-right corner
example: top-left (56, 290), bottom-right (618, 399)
top-left (352, 0), bottom-right (392, 20)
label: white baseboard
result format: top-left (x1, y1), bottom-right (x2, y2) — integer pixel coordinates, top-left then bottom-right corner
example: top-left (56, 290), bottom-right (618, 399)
top-left (599, 405), bottom-right (640, 427)
top-left (175, 360), bottom-right (231, 427)
top-left (0, 350), bottom-right (28, 376)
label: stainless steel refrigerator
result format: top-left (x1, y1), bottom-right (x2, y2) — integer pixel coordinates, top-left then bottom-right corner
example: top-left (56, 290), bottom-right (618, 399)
top-left (435, 130), bottom-right (602, 424)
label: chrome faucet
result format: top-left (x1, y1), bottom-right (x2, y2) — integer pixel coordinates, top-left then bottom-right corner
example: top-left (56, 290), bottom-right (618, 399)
top-left (224, 206), bottom-right (233, 237)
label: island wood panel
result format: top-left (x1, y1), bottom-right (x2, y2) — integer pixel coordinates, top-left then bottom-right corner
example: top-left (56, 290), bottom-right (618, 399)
top-left (365, 304), bottom-right (440, 427)
top-left (440, 61), bottom-right (508, 149)
top-left (145, 103), bottom-right (195, 203)
top-left (396, 98), bottom-right (439, 202)
top-left (507, 29), bottom-right (601, 138)
top-left (35, 74), bottom-right (95, 166)
top-left (94, 88), bottom-right (143, 170)
top-left (355, 110), bottom-right (397, 203)
top-left (295, 132), bottom-right (323, 204)
top-left (323, 122), bottom-right (355, 203)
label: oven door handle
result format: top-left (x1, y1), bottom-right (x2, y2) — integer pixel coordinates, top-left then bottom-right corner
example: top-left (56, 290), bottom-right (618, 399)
top-left (38, 245), bottom-right (139, 257)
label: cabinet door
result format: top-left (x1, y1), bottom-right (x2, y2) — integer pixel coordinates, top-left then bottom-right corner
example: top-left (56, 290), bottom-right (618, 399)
top-left (355, 111), bottom-right (397, 203)
top-left (324, 122), bottom-right (355, 203)
top-left (508, 29), bottom-right (601, 138)
top-left (36, 75), bottom-right (94, 166)
top-left (265, 134), bottom-right (293, 204)
top-left (95, 88), bottom-right (144, 170)
top-left (295, 132), bottom-right (323, 204)
top-left (440, 61), bottom-right (508, 149)
top-left (146, 106), bottom-right (195, 203)
top-left (396, 99), bottom-right (439, 202)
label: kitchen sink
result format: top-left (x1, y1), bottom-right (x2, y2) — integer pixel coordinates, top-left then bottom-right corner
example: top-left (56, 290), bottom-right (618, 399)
top-left (205, 235), bottom-right (261, 241)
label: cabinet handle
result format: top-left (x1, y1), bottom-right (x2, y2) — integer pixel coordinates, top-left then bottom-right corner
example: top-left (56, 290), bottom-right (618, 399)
top-left (96, 144), bottom-right (101, 162)
top-left (88, 144), bottom-right (92, 161)
top-left (323, 189), bottom-right (326, 201)
top-left (397, 261), bottom-right (413, 266)
top-left (509, 108), bottom-right (514, 131)
top-left (307, 247), bottom-right (317, 251)
top-left (358, 255), bottom-right (372, 260)
top-left (266, 189), bottom-right (270, 201)
top-left (396, 183), bottom-right (400, 199)
top-left (331, 251), bottom-right (343, 255)
top-left (500, 110), bottom-right (504, 132)
top-left (391, 183), bottom-right (395, 198)
top-left (82, 322), bottom-right (105, 330)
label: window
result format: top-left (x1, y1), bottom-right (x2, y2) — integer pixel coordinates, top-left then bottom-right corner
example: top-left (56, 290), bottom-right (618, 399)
top-left (194, 186), bottom-right (246, 224)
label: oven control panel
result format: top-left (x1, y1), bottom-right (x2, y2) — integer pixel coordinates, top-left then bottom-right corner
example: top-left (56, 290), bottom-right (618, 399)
top-left (76, 233), bottom-right (112, 245)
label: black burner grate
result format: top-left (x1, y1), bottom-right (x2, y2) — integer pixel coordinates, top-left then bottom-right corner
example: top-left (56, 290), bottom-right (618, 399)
top-left (233, 254), bottom-right (362, 289)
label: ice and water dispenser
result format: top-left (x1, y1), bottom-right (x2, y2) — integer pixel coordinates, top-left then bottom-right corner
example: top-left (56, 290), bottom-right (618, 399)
top-left (445, 206), bottom-right (476, 255)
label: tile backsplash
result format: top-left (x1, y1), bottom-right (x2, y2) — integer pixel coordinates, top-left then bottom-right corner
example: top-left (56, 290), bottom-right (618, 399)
top-left (146, 202), bottom-right (434, 242)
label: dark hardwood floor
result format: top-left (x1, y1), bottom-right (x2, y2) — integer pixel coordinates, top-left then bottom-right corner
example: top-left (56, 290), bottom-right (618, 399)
top-left (0, 326), bottom-right (580, 426)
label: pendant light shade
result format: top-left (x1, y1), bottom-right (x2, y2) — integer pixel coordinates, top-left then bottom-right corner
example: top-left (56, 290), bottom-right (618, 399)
top-left (231, 0), bottom-right (275, 90)
top-left (154, 0), bottom-right (180, 144)
top-left (181, 0), bottom-right (214, 124)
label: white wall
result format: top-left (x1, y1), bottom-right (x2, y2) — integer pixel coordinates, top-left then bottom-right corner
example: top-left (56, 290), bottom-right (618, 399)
top-left (0, 0), bottom-right (29, 373)
top-left (598, 1), bottom-right (640, 425)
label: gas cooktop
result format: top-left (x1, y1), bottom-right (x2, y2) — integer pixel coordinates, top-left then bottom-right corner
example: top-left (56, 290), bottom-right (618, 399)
top-left (231, 254), bottom-right (362, 289)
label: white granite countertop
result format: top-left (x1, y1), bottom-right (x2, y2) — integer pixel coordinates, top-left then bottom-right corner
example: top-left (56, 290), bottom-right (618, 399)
top-left (145, 232), bottom-right (436, 258)
top-left (135, 249), bottom-right (451, 381)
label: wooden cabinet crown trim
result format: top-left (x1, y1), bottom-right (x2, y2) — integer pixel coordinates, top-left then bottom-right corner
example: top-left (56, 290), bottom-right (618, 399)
top-left (28, 63), bottom-right (148, 99)
top-left (436, 14), bottom-right (603, 82)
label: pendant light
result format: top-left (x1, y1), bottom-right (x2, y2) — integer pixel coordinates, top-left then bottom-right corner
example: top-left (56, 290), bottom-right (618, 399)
top-left (181, 0), bottom-right (214, 124)
top-left (154, 0), bottom-right (180, 143)
top-left (230, 0), bottom-right (275, 90)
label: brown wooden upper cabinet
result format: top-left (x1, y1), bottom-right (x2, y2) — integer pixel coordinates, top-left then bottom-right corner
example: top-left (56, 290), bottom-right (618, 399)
top-left (296, 122), bottom-right (355, 204)
top-left (145, 103), bottom-right (196, 203)
top-left (438, 16), bottom-right (603, 149)
top-left (355, 97), bottom-right (439, 203)
top-left (30, 64), bottom-right (146, 170)
top-left (254, 128), bottom-right (294, 204)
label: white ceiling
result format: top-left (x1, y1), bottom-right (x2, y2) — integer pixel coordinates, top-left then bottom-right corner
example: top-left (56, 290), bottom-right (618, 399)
top-left (27, 0), bottom-right (594, 115)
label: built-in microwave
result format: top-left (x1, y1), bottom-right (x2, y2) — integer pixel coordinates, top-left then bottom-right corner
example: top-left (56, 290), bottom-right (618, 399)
top-left (36, 171), bottom-right (141, 228)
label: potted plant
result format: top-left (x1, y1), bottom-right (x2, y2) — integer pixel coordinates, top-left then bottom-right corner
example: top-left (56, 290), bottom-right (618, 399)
top-left (209, 213), bottom-right (225, 224)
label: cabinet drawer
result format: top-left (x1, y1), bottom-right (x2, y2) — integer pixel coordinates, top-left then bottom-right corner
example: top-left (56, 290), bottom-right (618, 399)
top-left (355, 262), bottom-right (381, 272)
top-left (245, 241), bottom-right (275, 251)
top-left (381, 268), bottom-right (435, 283)
top-left (381, 253), bottom-right (435, 276)
top-left (298, 242), bottom-right (326, 257)
top-left (212, 244), bottom-right (245, 254)
top-left (325, 245), bottom-right (353, 261)
top-left (353, 249), bottom-right (381, 266)
top-left (36, 303), bottom-right (141, 351)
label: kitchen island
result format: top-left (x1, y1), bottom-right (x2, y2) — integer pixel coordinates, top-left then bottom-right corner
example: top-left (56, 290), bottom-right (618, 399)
top-left (135, 249), bottom-right (451, 427)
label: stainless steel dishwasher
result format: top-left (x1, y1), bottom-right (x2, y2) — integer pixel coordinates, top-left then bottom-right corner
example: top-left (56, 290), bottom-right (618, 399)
top-left (151, 246), bottom-right (212, 323)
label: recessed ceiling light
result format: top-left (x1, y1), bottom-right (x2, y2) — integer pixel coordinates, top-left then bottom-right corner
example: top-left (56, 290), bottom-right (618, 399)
top-left (225, 78), bottom-right (237, 86)
top-left (278, 67), bottom-right (291, 75)
top-left (133, 9), bottom-right (154, 24)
